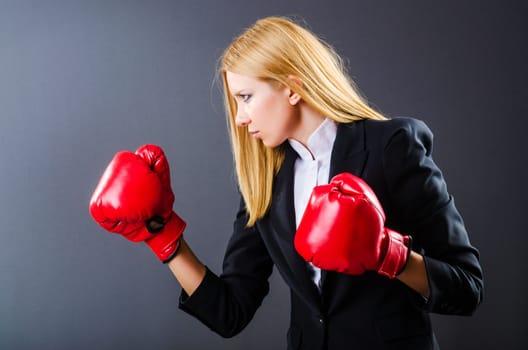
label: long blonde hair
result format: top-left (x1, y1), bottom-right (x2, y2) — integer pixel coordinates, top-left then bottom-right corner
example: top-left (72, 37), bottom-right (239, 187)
top-left (220, 16), bottom-right (386, 226)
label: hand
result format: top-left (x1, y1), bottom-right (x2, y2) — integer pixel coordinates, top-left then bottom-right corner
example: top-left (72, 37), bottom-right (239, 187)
top-left (89, 144), bottom-right (186, 263)
top-left (294, 172), bottom-right (411, 278)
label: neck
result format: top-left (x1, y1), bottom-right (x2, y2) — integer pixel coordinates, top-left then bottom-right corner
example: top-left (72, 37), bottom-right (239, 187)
top-left (290, 102), bottom-right (326, 147)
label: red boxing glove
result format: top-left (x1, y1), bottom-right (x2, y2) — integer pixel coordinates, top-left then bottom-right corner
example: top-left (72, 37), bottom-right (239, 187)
top-left (89, 144), bottom-right (186, 263)
top-left (294, 173), bottom-right (411, 278)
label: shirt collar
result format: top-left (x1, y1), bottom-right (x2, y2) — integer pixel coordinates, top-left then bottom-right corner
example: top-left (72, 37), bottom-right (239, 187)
top-left (288, 118), bottom-right (337, 161)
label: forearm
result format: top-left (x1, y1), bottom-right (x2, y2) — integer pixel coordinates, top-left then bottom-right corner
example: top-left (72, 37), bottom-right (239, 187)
top-left (396, 251), bottom-right (430, 298)
top-left (175, 222), bottom-right (274, 338)
top-left (167, 237), bottom-right (207, 296)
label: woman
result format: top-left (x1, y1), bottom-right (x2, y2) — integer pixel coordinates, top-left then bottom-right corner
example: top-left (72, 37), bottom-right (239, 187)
top-left (90, 16), bottom-right (483, 349)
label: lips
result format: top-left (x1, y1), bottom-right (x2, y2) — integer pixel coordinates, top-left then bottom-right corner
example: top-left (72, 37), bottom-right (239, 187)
top-left (249, 130), bottom-right (260, 139)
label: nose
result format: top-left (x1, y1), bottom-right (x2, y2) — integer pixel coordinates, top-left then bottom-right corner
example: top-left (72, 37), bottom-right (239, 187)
top-left (235, 109), bottom-right (251, 127)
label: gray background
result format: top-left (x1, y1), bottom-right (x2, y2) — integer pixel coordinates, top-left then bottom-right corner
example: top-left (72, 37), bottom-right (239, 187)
top-left (1, 0), bottom-right (526, 349)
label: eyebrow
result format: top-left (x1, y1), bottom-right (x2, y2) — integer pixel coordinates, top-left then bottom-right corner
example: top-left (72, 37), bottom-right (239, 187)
top-left (232, 90), bottom-right (248, 98)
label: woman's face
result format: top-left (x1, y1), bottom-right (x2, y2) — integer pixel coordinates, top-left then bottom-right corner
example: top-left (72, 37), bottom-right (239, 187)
top-left (226, 71), bottom-right (299, 148)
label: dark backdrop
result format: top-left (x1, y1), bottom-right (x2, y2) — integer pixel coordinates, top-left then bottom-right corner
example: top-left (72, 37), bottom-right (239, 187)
top-left (1, 0), bottom-right (526, 349)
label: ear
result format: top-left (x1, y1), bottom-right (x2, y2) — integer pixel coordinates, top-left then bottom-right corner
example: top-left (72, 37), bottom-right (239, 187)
top-left (287, 75), bottom-right (303, 106)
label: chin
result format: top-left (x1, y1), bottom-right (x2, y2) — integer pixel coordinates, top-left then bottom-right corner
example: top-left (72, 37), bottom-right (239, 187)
top-left (261, 137), bottom-right (284, 149)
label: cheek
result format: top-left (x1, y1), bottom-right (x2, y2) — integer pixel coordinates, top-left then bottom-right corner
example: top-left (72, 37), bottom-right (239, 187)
top-left (275, 102), bottom-right (296, 130)
top-left (267, 97), bottom-right (291, 122)
top-left (254, 90), bottom-right (294, 133)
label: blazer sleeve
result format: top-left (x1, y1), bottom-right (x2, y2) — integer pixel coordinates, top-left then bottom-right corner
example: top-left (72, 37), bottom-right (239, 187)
top-left (381, 118), bottom-right (483, 315)
top-left (178, 198), bottom-right (274, 338)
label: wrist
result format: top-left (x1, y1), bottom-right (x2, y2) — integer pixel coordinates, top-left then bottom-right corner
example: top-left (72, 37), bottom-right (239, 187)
top-left (396, 251), bottom-right (430, 298)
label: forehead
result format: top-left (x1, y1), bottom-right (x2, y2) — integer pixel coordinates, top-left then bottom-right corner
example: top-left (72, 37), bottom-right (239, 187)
top-left (226, 71), bottom-right (264, 92)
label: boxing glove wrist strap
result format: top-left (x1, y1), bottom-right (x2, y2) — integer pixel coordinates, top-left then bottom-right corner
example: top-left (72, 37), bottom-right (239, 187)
top-left (145, 212), bottom-right (186, 263)
top-left (377, 230), bottom-right (412, 279)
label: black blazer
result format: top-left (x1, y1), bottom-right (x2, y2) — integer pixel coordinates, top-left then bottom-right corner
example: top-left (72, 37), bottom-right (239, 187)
top-left (179, 117), bottom-right (483, 350)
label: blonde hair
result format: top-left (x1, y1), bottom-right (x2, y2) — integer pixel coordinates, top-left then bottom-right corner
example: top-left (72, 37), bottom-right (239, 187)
top-left (220, 16), bottom-right (386, 226)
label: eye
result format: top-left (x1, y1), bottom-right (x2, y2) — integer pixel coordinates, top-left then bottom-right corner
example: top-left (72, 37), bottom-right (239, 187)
top-left (240, 94), bottom-right (251, 103)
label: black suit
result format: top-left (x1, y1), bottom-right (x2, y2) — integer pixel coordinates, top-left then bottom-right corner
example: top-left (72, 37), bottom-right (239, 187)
top-left (179, 117), bottom-right (483, 350)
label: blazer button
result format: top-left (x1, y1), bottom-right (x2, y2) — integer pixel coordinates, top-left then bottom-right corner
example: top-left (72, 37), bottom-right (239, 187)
top-left (318, 317), bottom-right (325, 324)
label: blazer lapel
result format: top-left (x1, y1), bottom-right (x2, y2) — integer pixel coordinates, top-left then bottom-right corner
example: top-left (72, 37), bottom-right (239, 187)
top-left (268, 145), bottom-right (297, 241)
top-left (267, 144), bottom-right (322, 309)
top-left (329, 120), bottom-right (369, 179)
top-left (321, 120), bottom-right (369, 288)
